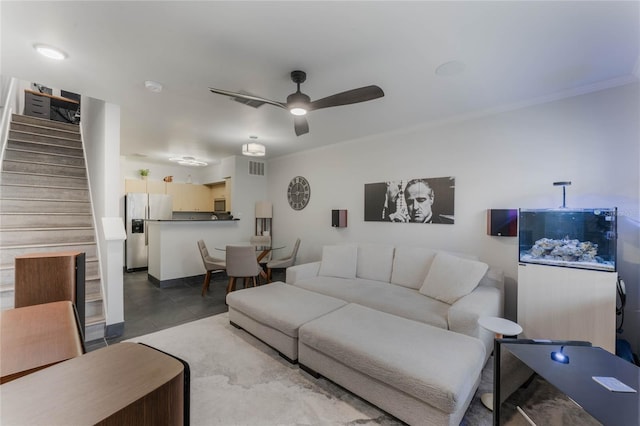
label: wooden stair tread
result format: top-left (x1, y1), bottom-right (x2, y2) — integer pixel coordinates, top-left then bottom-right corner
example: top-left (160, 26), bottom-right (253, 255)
top-left (86, 315), bottom-right (106, 326)
top-left (0, 197), bottom-right (90, 202)
top-left (1, 171), bottom-right (87, 180)
top-left (2, 159), bottom-right (86, 169)
top-left (0, 212), bottom-right (92, 216)
top-left (8, 136), bottom-right (82, 148)
top-left (5, 147), bottom-right (84, 160)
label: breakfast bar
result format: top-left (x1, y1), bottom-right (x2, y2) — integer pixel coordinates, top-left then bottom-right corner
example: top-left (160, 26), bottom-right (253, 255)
top-left (146, 219), bottom-right (241, 287)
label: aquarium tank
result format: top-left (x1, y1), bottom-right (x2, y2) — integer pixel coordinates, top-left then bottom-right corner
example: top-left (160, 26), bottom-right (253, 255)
top-left (518, 208), bottom-right (617, 272)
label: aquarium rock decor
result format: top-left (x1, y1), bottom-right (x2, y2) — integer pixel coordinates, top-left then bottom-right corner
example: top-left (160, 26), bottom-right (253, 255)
top-left (529, 237), bottom-right (598, 262)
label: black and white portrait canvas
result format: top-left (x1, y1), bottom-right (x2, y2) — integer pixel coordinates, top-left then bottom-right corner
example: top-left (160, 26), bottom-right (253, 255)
top-left (364, 177), bottom-right (455, 224)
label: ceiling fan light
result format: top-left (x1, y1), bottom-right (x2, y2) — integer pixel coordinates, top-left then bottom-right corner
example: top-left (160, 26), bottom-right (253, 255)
top-left (242, 143), bottom-right (266, 157)
top-left (290, 107), bottom-right (307, 116)
top-left (287, 91), bottom-right (310, 116)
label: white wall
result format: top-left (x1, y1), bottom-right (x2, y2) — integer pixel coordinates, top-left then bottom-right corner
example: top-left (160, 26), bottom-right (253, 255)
top-left (267, 83), bottom-right (640, 353)
top-left (82, 97), bottom-right (124, 329)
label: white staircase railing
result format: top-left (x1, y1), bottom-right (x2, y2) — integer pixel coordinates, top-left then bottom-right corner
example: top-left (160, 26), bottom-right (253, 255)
top-left (0, 77), bottom-right (18, 165)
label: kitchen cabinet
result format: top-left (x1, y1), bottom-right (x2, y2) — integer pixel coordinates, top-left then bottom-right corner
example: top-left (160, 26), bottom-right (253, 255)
top-left (125, 178), bottom-right (166, 194)
top-left (209, 182), bottom-right (226, 200)
top-left (126, 179), bottom-right (215, 211)
top-left (146, 180), bottom-right (166, 194)
top-left (166, 183), bottom-right (213, 212)
top-left (124, 179), bottom-right (147, 193)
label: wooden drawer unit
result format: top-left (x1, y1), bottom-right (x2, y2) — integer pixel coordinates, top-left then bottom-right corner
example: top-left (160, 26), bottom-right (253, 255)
top-left (24, 91), bottom-right (51, 119)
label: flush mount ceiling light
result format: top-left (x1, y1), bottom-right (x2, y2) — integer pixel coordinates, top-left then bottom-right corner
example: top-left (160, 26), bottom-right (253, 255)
top-left (169, 156), bottom-right (208, 167)
top-left (242, 142), bottom-right (266, 157)
top-left (33, 43), bottom-right (67, 60)
top-left (144, 80), bottom-right (163, 93)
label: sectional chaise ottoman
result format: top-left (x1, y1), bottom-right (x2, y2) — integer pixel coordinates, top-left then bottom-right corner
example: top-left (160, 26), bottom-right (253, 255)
top-left (226, 243), bottom-right (504, 425)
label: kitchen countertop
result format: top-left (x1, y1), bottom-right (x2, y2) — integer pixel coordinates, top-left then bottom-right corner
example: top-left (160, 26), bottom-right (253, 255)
top-left (146, 219), bottom-right (239, 222)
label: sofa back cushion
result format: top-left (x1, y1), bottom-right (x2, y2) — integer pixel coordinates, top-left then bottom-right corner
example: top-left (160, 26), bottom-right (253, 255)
top-left (356, 243), bottom-right (395, 282)
top-left (390, 246), bottom-right (438, 289)
top-left (318, 245), bottom-right (358, 279)
top-left (419, 252), bottom-right (489, 304)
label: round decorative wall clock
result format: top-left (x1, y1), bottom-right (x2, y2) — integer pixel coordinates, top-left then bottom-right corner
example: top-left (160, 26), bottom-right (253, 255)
top-left (287, 176), bottom-right (311, 210)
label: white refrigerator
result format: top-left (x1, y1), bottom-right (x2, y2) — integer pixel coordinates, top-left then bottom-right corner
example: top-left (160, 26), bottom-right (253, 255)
top-left (125, 193), bottom-right (173, 271)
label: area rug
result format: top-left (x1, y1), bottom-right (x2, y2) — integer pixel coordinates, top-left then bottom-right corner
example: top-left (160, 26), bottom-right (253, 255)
top-left (126, 313), bottom-right (492, 425)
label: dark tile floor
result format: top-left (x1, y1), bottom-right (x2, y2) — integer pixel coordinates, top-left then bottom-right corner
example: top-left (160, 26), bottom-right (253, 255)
top-left (85, 269), bottom-right (285, 352)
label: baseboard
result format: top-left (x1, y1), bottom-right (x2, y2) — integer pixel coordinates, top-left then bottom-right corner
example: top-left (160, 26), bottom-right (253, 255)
top-left (105, 321), bottom-right (124, 338)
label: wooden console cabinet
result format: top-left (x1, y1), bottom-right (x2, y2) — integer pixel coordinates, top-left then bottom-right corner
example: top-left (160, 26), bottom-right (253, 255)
top-left (14, 251), bottom-right (85, 333)
top-left (517, 263), bottom-right (617, 353)
top-left (0, 342), bottom-right (188, 425)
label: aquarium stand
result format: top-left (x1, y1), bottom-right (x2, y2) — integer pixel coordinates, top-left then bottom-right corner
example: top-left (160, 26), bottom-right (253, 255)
top-left (517, 263), bottom-right (617, 353)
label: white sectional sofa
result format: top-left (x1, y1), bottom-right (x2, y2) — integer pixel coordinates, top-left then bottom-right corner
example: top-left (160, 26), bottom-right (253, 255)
top-left (226, 243), bottom-right (504, 425)
top-left (287, 243), bottom-right (504, 360)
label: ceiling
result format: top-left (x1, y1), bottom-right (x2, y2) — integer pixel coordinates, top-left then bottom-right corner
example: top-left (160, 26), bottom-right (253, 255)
top-left (2, 1), bottom-right (638, 166)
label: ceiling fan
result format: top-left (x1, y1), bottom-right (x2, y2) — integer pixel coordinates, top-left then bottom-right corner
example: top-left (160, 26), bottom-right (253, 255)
top-left (209, 70), bottom-right (384, 136)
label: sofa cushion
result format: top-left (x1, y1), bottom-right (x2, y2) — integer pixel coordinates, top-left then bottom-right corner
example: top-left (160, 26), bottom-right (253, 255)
top-left (226, 282), bottom-right (347, 338)
top-left (349, 279), bottom-right (449, 329)
top-left (390, 246), bottom-right (438, 289)
top-left (356, 243), bottom-right (395, 282)
top-left (293, 276), bottom-right (383, 304)
top-left (293, 277), bottom-right (449, 330)
top-left (298, 303), bottom-right (486, 414)
top-left (419, 252), bottom-right (489, 304)
top-left (318, 245), bottom-right (357, 279)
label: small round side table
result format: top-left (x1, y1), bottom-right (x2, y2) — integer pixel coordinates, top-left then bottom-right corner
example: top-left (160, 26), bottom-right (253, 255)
top-left (478, 316), bottom-right (523, 411)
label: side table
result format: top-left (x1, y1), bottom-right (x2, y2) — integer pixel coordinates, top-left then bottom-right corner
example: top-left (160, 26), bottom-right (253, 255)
top-left (478, 316), bottom-right (523, 411)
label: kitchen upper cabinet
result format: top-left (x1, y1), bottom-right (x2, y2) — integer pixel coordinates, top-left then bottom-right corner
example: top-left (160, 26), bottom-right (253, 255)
top-left (209, 182), bottom-right (225, 200)
top-left (146, 180), bottom-right (166, 194)
top-left (124, 179), bottom-right (147, 193)
top-left (166, 183), bottom-right (213, 212)
top-left (125, 179), bottom-right (166, 194)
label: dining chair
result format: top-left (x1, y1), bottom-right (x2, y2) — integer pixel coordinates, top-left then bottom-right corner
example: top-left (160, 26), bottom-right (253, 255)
top-left (250, 235), bottom-right (272, 264)
top-left (197, 240), bottom-right (226, 297)
top-left (225, 245), bottom-right (263, 294)
top-left (266, 238), bottom-right (301, 282)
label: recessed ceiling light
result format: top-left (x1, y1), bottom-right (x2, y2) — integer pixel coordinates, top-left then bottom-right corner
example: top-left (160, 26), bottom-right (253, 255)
top-left (435, 60), bottom-right (466, 76)
top-left (34, 43), bottom-right (67, 60)
top-left (144, 80), bottom-right (163, 93)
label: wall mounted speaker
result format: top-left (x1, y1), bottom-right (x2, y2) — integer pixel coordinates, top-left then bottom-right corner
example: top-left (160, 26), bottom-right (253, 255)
top-left (332, 209), bottom-right (347, 228)
top-left (487, 209), bottom-right (518, 237)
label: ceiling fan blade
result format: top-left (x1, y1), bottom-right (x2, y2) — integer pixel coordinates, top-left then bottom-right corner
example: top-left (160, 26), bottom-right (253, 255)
top-left (294, 116), bottom-right (309, 136)
top-left (209, 87), bottom-right (287, 110)
top-left (308, 85), bottom-right (384, 111)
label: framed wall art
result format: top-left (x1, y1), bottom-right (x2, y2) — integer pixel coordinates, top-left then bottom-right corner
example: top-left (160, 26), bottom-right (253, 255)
top-left (364, 177), bottom-right (455, 224)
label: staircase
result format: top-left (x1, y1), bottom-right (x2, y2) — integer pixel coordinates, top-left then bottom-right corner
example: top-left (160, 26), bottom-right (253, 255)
top-left (0, 114), bottom-right (105, 341)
